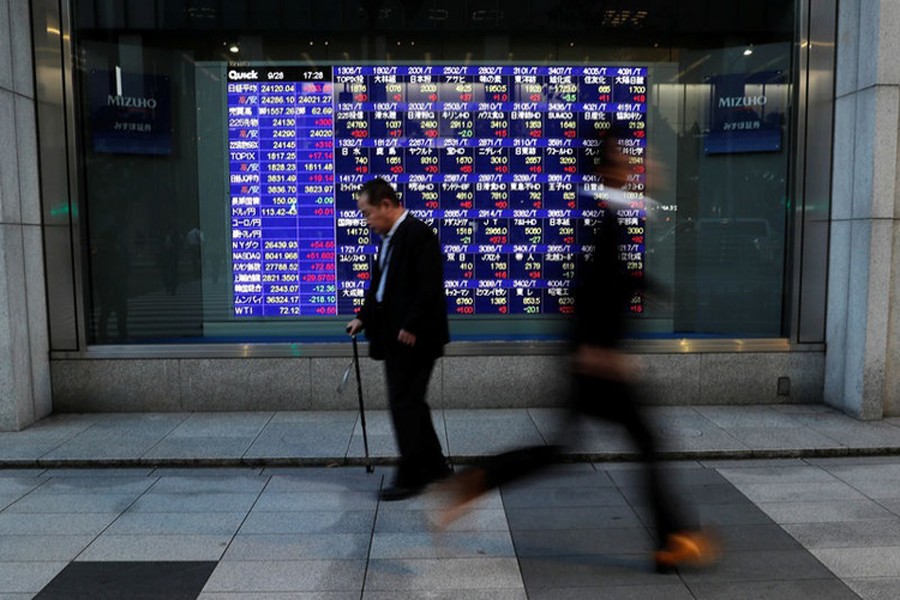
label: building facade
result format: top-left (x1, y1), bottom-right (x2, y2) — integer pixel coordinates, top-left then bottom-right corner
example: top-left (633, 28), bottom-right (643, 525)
top-left (1, 0), bottom-right (895, 431)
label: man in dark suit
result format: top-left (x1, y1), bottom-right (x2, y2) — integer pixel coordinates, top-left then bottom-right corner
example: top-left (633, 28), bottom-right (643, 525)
top-left (433, 127), bottom-right (720, 571)
top-left (346, 178), bottom-right (451, 501)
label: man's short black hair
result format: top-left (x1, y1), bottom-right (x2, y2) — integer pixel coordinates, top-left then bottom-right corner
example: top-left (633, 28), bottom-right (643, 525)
top-left (358, 177), bottom-right (401, 207)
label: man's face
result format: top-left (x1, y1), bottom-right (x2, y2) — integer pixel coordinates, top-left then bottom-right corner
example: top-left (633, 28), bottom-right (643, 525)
top-left (357, 193), bottom-right (393, 236)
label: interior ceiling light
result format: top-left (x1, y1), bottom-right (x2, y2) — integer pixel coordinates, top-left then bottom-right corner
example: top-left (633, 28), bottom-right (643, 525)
top-left (357, 6), bottom-right (392, 19)
top-left (472, 9), bottom-right (504, 22)
top-left (743, 46), bottom-right (754, 56)
top-left (228, 43), bottom-right (239, 53)
top-left (186, 6), bottom-right (217, 20)
top-left (602, 8), bottom-right (648, 28)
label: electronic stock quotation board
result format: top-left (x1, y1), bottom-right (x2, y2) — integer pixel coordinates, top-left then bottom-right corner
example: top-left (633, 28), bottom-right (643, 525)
top-left (227, 65), bottom-right (648, 318)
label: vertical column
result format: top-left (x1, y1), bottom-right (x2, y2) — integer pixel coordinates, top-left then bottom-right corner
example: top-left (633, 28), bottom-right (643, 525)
top-left (826, 1), bottom-right (900, 418)
top-left (0, 0), bottom-right (49, 430)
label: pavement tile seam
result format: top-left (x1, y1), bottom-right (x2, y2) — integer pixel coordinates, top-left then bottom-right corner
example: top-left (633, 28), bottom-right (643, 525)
top-left (735, 418), bottom-right (848, 449)
top-left (171, 412), bottom-right (279, 440)
top-left (140, 418), bottom-right (210, 456)
top-left (202, 558), bottom-right (368, 593)
top-left (725, 481), bottom-right (870, 504)
top-left (843, 576), bottom-right (900, 600)
top-left (358, 486), bottom-right (384, 597)
top-left (0, 476), bottom-right (52, 513)
top-left (810, 546), bottom-right (900, 579)
top-left (780, 520), bottom-right (900, 550)
top-left (343, 412), bottom-right (361, 460)
top-left (0, 561), bottom-right (70, 594)
top-left (5, 449), bottom-right (900, 469)
top-left (684, 578), bottom-right (863, 600)
top-left (103, 512), bottom-right (248, 536)
top-left (74, 533), bottom-right (234, 562)
top-left (0, 469), bottom-right (46, 477)
top-left (0, 513), bottom-right (121, 536)
top-left (759, 500), bottom-right (900, 524)
top-left (876, 499), bottom-right (900, 520)
top-left (0, 533), bottom-right (99, 562)
top-left (212, 471), bottom-right (276, 566)
top-left (62, 477), bottom-right (166, 563)
top-left (819, 467), bottom-right (900, 504)
top-left (368, 530), bottom-right (517, 559)
top-left (2, 420), bottom-right (92, 459)
top-left (145, 476), bottom-right (269, 495)
top-left (526, 409), bottom-right (553, 446)
top-left (54, 415), bottom-right (191, 459)
top-left (503, 476), bottom-right (654, 580)
top-left (601, 463), bottom-right (693, 546)
top-left (364, 557), bottom-right (524, 591)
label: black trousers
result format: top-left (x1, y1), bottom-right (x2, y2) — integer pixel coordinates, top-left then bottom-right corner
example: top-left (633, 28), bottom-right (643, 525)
top-left (384, 349), bottom-right (447, 486)
top-left (477, 375), bottom-right (690, 546)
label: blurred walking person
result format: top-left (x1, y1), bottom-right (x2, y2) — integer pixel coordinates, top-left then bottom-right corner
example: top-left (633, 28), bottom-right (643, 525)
top-left (436, 126), bottom-right (720, 572)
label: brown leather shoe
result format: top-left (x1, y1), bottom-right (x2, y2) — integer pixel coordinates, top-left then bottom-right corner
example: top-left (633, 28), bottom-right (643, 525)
top-left (379, 463), bottom-right (452, 502)
top-left (654, 528), bottom-right (722, 571)
top-left (432, 467), bottom-right (488, 530)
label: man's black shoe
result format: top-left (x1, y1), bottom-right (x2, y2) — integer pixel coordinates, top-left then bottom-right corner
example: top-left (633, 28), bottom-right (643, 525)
top-left (378, 483), bottom-right (423, 502)
top-left (378, 463), bottom-right (453, 501)
top-left (430, 463), bottom-right (453, 482)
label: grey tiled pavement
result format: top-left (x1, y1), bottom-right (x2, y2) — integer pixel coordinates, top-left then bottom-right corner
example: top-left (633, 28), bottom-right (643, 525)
top-left (6, 460), bottom-right (900, 597)
top-left (3, 407), bottom-right (900, 596)
top-left (3, 405), bottom-right (900, 466)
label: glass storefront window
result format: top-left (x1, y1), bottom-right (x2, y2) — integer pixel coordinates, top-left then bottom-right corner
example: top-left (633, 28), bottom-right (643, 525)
top-left (73, 0), bottom-right (796, 344)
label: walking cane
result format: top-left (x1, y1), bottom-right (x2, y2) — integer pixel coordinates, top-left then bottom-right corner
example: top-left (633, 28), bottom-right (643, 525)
top-left (339, 332), bottom-right (374, 473)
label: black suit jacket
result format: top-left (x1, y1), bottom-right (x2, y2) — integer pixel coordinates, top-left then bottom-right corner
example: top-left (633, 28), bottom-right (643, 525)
top-left (357, 214), bottom-right (450, 360)
top-left (573, 207), bottom-right (637, 349)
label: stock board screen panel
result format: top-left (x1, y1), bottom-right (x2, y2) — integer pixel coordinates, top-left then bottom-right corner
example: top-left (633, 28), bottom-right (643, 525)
top-left (227, 65), bottom-right (648, 318)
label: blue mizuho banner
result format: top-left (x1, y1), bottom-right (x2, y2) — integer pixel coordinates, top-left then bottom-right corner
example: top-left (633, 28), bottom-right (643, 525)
top-left (89, 69), bottom-right (172, 155)
top-left (704, 71), bottom-right (786, 155)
